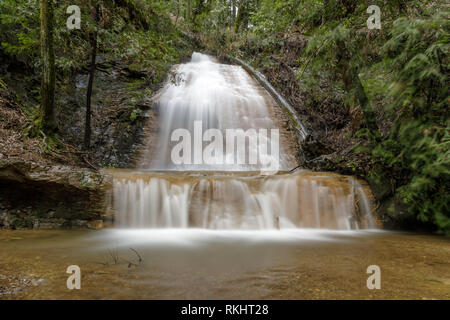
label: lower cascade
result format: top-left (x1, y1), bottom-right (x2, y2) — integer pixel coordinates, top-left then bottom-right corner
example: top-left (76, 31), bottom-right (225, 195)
top-left (111, 170), bottom-right (376, 230)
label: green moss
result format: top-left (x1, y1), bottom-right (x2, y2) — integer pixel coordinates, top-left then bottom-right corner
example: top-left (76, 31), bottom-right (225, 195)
top-left (11, 218), bottom-right (33, 229)
top-left (0, 77), bottom-right (8, 90)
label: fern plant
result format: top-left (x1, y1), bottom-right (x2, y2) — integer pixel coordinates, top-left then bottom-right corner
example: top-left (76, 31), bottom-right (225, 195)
top-left (373, 10), bottom-right (449, 234)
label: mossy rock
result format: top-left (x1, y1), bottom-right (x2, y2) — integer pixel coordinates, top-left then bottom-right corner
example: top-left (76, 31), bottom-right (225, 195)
top-left (11, 218), bottom-right (33, 229)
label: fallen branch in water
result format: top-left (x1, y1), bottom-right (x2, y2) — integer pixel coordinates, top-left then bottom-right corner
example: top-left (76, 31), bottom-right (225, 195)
top-left (120, 257), bottom-right (138, 268)
top-left (96, 248), bottom-right (143, 268)
top-left (129, 248), bottom-right (143, 263)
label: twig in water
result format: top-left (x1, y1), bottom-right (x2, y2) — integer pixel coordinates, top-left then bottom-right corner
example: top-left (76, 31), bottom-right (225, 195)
top-left (119, 257), bottom-right (138, 269)
top-left (129, 248), bottom-right (143, 263)
top-left (108, 248), bottom-right (119, 264)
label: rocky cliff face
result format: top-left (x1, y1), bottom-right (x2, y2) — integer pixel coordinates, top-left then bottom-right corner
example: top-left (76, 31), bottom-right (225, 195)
top-left (0, 57), bottom-right (160, 229)
top-left (0, 78), bottom-right (115, 229)
top-left (0, 160), bottom-right (112, 229)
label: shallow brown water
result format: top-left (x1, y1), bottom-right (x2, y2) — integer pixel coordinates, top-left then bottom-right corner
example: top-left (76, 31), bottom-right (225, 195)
top-left (0, 229), bottom-right (448, 300)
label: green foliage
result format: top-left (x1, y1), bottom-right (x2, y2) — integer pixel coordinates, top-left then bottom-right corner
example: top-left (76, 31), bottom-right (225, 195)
top-left (130, 108), bottom-right (141, 122)
top-left (250, 0), bottom-right (308, 34)
top-left (0, 0), bottom-right (40, 60)
top-left (372, 10), bottom-right (450, 234)
top-left (300, 25), bottom-right (353, 94)
top-left (0, 0), bottom-right (188, 74)
top-left (0, 77), bottom-right (8, 90)
top-left (189, 0), bottom-right (449, 234)
top-left (383, 13), bottom-right (448, 120)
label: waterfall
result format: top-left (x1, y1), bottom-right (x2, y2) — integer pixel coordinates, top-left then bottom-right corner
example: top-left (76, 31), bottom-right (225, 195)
top-left (112, 171), bottom-right (375, 230)
top-left (137, 52), bottom-right (298, 172)
top-left (111, 52), bottom-right (377, 230)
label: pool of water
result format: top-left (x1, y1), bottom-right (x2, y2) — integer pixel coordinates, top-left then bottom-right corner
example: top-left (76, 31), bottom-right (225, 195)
top-left (0, 229), bottom-right (448, 299)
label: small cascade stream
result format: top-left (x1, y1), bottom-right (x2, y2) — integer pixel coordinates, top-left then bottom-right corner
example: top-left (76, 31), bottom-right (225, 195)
top-left (111, 52), bottom-right (377, 231)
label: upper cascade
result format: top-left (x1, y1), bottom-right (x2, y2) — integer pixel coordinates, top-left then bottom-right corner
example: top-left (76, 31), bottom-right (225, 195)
top-left (137, 52), bottom-right (300, 172)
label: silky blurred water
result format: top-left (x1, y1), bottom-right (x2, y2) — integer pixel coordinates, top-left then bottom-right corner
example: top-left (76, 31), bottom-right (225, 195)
top-left (1, 229), bottom-right (448, 299)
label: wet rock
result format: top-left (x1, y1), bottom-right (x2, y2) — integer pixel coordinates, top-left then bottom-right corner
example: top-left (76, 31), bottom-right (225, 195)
top-left (87, 220), bottom-right (104, 230)
top-left (71, 219), bottom-right (88, 228)
top-left (11, 217), bottom-right (33, 229)
top-left (0, 159), bottom-right (112, 229)
top-left (38, 222), bottom-right (63, 230)
top-left (47, 209), bottom-right (56, 218)
top-left (376, 196), bottom-right (429, 232)
top-left (56, 58), bottom-right (154, 169)
top-left (0, 274), bottom-right (45, 297)
top-left (0, 159), bottom-right (111, 191)
top-left (31, 279), bottom-right (44, 287)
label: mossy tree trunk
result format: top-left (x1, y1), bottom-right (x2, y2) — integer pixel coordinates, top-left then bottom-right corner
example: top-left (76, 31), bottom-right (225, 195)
top-left (172, 0), bottom-right (180, 24)
top-left (232, 0), bottom-right (236, 23)
top-left (234, 0), bottom-right (246, 33)
top-left (322, 0), bottom-right (329, 24)
top-left (336, 37), bottom-right (380, 140)
top-left (348, 67), bottom-right (379, 137)
top-left (39, 0), bottom-right (57, 134)
top-left (187, 0), bottom-right (192, 25)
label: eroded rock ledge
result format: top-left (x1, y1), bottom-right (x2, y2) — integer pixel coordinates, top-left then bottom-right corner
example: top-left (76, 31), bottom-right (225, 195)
top-left (0, 159), bottom-right (112, 230)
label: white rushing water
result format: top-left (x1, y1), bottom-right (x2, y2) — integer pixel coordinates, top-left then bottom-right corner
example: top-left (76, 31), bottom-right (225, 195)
top-left (112, 171), bottom-right (376, 230)
top-left (112, 53), bottom-right (376, 231)
top-left (139, 52), bottom-right (295, 171)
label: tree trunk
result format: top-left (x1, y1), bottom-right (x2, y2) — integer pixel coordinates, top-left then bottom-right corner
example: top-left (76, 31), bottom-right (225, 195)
top-left (39, 0), bottom-right (57, 134)
top-left (187, 0), bottom-right (192, 25)
top-left (322, 0), bottom-right (329, 25)
top-left (175, 0), bottom-right (180, 25)
top-left (84, 5), bottom-right (99, 150)
top-left (350, 68), bottom-right (379, 137)
top-left (336, 37), bottom-right (380, 139)
top-left (234, 0), bottom-right (245, 33)
top-left (232, 0), bottom-right (236, 23)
